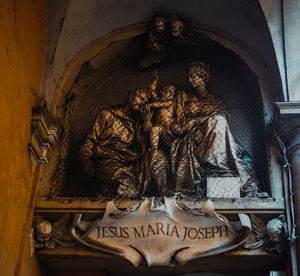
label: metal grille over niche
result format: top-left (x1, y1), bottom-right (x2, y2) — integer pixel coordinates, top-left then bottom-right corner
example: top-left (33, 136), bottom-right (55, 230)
top-left (48, 37), bottom-right (270, 203)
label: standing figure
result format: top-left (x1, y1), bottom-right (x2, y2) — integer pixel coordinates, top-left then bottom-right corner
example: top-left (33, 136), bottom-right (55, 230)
top-left (147, 84), bottom-right (181, 148)
top-left (145, 71), bottom-right (182, 148)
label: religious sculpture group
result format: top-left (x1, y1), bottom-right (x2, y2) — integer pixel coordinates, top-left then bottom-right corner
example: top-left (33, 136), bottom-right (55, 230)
top-left (79, 61), bottom-right (258, 199)
top-left (32, 14), bottom-right (290, 268)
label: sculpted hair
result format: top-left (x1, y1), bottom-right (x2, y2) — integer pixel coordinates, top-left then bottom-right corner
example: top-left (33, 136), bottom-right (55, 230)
top-left (161, 85), bottom-right (176, 96)
top-left (128, 88), bottom-right (149, 102)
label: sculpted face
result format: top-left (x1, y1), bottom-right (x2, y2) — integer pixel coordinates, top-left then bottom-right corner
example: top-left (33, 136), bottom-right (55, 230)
top-left (129, 89), bottom-right (148, 111)
top-left (154, 16), bottom-right (165, 32)
top-left (266, 219), bottom-right (283, 243)
top-left (188, 64), bottom-right (209, 88)
top-left (171, 21), bottom-right (184, 37)
top-left (161, 85), bottom-right (176, 101)
top-left (188, 71), bottom-right (205, 88)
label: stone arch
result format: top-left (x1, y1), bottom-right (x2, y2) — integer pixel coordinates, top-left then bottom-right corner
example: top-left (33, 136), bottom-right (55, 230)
top-left (48, 22), bottom-right (283, 120)
top-left (39, 22), bottom-right (282, 199)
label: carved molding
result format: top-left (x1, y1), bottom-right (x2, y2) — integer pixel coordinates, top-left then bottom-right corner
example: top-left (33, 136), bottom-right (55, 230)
top-left (28, 106), bottom-right (60, 170)
top-left (69, 198), bottom-right (252, 267)
top-left (33, 199), bottom-right (289, 266)
top-left (33, 198), bottom-right (253, 267)
top-left (276, 102), bottom-right (300, 115)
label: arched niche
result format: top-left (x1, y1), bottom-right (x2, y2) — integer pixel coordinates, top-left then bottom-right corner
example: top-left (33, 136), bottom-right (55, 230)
top-left (49, 23), bottom-right (282, 118)
top-left (37, 23), bottom-right (284, 210)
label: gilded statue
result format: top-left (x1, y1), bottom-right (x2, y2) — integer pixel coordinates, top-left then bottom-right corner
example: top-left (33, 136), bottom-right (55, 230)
top-left (79, 83), bottom-right (173, 198)
top-left (79, 62), bottom-right (258, 199)
top-left (79, 88), bottom-right (150, 198)
top-left (146, 71), bottom-right (182, 149)
top-left (170, 62), bottom-right (258, 197)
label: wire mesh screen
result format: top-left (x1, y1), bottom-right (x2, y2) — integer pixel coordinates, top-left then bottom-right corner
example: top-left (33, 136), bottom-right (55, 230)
top-left (48, 36), bottom-right (269, 202)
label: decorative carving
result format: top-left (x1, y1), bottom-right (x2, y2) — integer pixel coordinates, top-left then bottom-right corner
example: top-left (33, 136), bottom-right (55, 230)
top-left (242, 214), bottom-right (288, 254)
top-left (139, 14), bottom-right (209, 68)
top-left (79, 88), bottom-right (153, 198)
top-left (170, 62), bottom-right (258, 198)
top-left (79, 61), bottom-right (258, 199)
top-left (33, 216), bottom-right (56, 249)
top-left (29, 106), bottom-right (59, 170)
top-left (32, 206), bottom-right (287, 262)
top-left (32, 214), bottom-right (75, 250)
top-left (70, 197), bottom-right (251, 267)
top-left (139, 15), bottom-right (168, 68)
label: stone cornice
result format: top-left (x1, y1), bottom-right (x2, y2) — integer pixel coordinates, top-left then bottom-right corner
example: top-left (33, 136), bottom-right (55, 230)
top-left (28, 107), bottom-right (60, 171)
top-left (276, 102), bottom-right (300, 115)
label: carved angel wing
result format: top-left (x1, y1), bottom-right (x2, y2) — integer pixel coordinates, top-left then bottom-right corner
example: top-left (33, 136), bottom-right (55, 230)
top-left (242, 214), bottom-right (266, 250)
top-left (250, 214), bottom-right (266, 240)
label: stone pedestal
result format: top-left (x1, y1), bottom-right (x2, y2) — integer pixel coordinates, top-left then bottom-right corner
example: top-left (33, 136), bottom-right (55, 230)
top-left (206, 177), bottom-right (241, 198)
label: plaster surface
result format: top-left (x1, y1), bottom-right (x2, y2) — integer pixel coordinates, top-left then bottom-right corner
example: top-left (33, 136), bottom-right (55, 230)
top-left (0, 0), bottom-right (46, 275)
top-left (41, 0), bottom-right (70, 106)
top-left (259, 0), bottom-right (287, 100)
top-left (283, 0), bottom-right (300, 101)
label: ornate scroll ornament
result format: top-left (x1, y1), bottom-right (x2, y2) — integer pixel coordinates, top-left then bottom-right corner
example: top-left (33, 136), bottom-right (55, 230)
top-left (70, 197), bottom-right (251, 267)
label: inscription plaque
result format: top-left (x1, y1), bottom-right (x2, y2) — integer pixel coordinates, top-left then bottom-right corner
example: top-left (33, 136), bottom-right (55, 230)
top-left (71, 197), bottom-right (251, 267)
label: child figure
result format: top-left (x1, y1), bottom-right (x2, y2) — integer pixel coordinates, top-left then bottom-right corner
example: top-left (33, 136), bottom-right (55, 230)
top-left (146, 71), bottom-right (181, 149)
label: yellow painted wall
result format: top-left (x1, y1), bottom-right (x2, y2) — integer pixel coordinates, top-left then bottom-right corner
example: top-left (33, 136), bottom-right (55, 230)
top-left (48, 273), bottom-right (107, 276)
top-left (0, 0), bottom-right (46, 275)
top-left (18, 234), bottom-right (45, 276)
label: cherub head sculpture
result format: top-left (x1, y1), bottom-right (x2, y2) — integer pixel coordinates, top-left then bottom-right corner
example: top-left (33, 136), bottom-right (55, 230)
top-left (169, 14), bottom-right (184, 38)
top-left (153, 15), bottom-right (167, 33)
top-left (161, 85), bottom-right (176, 101)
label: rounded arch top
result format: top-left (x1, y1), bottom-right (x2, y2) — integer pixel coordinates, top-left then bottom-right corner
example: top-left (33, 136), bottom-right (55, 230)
top-left (43, 0), bottom-right (284, 117)
top-left (49, 21), bottom-right (283, 120)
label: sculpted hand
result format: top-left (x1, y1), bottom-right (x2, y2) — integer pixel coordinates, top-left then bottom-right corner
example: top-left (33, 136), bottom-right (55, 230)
top-left (143, 104), bottom-right (153, 121)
